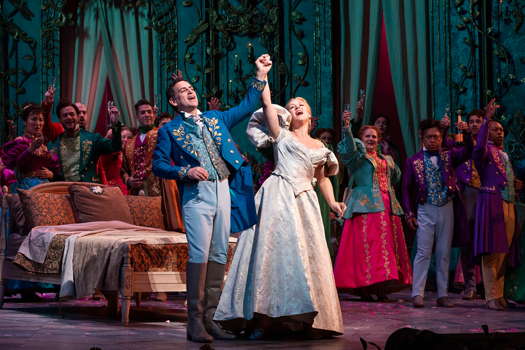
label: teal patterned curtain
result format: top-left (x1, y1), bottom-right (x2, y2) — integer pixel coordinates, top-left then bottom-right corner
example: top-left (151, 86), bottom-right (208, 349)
top-left (340, 0), bottom-right (431, 155)
top-left (382, 0), bottom-right (431, 155)
top-left (339, 0), bottom-right (382, 125)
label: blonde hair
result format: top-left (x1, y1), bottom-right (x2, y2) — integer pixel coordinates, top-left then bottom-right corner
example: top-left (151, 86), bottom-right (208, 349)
top-left (285, 97), bottom-right (312, 117)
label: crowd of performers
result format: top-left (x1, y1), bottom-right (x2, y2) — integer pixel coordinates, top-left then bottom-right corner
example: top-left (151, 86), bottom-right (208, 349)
top-left (1, 54), bottom-right (524, 342)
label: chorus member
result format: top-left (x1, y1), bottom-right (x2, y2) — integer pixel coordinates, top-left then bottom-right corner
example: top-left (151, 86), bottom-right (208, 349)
top-left (1, 103), bottom-right (60, 191)
top-left (454, 110), bottom-right (484, 300)
top-left (402, 119), bottom-right (471, 308)
top-left (473, 100), bottom-right (517, 310)
top-left (98, 126), bottom-right (133, 194)
top-left (334, 116), bottom-right (412, 301)
top-left (122, 99), bottom-right (161, 196)
top-left (48, 102), bottom-right (121, 182)
top-left (373, 114), bottom-right (402, 166)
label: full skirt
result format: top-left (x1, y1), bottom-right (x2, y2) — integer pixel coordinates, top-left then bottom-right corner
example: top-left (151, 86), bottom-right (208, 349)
top-left (214, 174), bottom-right (343, 335)
top-left (334, 191), bottom-right (411, 294)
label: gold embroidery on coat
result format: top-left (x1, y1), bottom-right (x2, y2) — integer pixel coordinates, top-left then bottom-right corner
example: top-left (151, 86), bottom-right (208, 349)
top-left (81, 140), bottom-right (93, 166)
top-left (204, 117), bottom-right (223, 146)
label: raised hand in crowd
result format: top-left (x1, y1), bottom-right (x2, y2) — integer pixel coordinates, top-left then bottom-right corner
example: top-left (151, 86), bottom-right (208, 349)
top-left (171, 70), bottom-right (183, 81)
top-left (355, 93), bottom-right (365, 121)
top-left (341, 111), bottom-right (352, 129)
top-left (440, 114), bottom-right (451, 130)
top-left (484, 98), bottom-right (500, 120)
top-left (108, 104), bottom-right (120, 125)
top-left (43, 85), bottom-right (56, 105)
top-left (456, 119), bottom-right (469, 132)
top-left (207, 97), bottom-right (221, 111)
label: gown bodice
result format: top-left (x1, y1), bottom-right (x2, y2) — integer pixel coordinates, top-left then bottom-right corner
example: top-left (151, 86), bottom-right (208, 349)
top-left (271, 129), bottom-right (338, 196)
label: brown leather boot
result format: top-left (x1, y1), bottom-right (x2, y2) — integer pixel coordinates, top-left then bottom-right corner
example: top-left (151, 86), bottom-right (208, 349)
top-left (186, 263), bottom-right (213, 343)
top-left (203, 261), bottom-right (236, 340)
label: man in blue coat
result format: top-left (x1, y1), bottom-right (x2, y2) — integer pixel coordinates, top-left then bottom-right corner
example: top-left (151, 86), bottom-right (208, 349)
top-left (153, 54), bottom-right (272, 343)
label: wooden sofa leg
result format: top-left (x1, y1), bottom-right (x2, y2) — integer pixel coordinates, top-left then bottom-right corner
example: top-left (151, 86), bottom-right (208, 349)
top-left (121, 295), bottom-right (131, 326)
top-left (120, 249), bottom-right (133, 326)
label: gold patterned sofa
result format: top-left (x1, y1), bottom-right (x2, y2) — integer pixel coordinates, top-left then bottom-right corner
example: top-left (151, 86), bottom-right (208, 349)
top-left (0, 181), bottom-right (235, 325)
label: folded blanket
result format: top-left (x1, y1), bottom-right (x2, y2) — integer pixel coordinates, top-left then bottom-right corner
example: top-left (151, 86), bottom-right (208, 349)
top-left (18, 220), bottom-right (236, 299)
top-left (18, 220), bottom-right (169, 264)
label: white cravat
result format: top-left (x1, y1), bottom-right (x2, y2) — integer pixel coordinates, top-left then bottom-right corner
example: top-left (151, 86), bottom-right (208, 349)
top-left (183, 110), bottom-right (203, 129)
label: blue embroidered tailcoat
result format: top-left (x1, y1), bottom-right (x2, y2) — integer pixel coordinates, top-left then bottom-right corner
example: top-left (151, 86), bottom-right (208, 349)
top-left (152, 79), bottom-right (265, 229)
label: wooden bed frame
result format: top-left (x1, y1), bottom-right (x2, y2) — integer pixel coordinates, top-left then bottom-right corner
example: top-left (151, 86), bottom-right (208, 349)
top-left (0, 181), bottom-right (189, 325)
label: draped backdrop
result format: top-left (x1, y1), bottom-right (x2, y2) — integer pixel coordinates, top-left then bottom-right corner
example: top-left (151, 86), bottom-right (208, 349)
top-left (66, 1), bottom-right (157, 129)
top-left (2, 0), bottom-right (524, 158)
top-left (339, 0), bottom-right (431, 156)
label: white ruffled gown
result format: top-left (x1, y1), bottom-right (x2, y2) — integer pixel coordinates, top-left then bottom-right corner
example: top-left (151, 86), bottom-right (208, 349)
top-left (214, 129), bottom-right (343, 335)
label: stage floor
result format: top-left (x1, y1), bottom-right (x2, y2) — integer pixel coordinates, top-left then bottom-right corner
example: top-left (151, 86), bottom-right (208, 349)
top-left (0, 291), bottom-right (524, 349)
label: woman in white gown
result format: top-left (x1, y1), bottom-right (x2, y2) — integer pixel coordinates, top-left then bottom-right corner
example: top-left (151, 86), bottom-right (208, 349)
top-left (214, 56), bottom-right (345, 338)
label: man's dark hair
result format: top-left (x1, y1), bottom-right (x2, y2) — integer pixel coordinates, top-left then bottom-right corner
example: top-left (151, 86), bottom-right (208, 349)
top-left (467, 109), bottom-right (484, 122)
top-left (372, 114), bottom-right (390, 126)
top-left (21, 103), bottom-right (43, 121)
top-left (134, 99), bottom-right (153, 112)
top-left (166, 76), bottom-right (187, 108)
top-left (419, 119), bottom-right (443, 138)
top-left (56, 101), bottom-right (80, 118)
top-left (155, 112), bottom-right (172, 127)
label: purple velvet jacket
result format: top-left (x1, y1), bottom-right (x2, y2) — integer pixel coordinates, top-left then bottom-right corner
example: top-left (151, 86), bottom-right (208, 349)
top-left (402, 138), bottom-right (472, 220)
top-left (472, 117), bottom-right (514, 257)
top-left (456, 159), bottom-right (478, 188)
top-left (473, 123), bottom-right (509, 197)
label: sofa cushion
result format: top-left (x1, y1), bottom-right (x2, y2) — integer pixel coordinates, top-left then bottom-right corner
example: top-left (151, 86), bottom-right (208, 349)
top-left (126, 195), bottom-right (166, 230)
top-left (18, 190), bottom-right (76, 229)
top-left (69, 184), bottom-right (132, 223)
